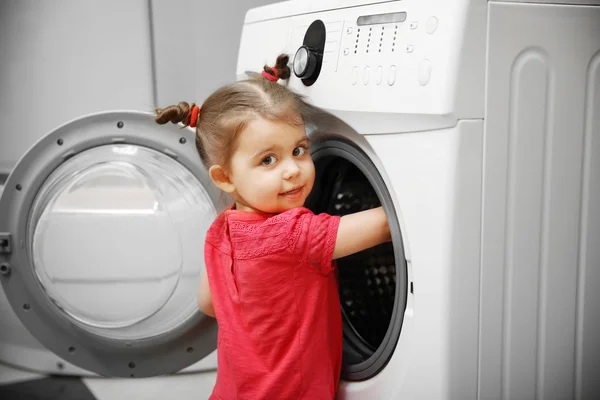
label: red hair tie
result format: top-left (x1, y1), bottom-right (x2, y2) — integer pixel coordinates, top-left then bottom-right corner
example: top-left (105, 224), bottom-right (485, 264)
top-left (189, 105), bottom-right (200, 128)
top-left (262, 67), bottom-right (279, 82)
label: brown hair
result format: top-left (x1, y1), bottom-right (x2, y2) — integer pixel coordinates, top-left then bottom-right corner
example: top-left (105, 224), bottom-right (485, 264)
top-left (155, 54), bottom-right (306, 169)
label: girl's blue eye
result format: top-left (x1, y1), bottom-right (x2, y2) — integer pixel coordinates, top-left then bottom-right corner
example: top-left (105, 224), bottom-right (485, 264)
top-left (261, 155), bottom-right (277, 166)
top-left (293, 146), bottom-right (307, 157)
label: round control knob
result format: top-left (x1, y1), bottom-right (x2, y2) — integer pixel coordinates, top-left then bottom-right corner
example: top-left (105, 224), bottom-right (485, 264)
top-left (293, 45), bottom-right (318, 80)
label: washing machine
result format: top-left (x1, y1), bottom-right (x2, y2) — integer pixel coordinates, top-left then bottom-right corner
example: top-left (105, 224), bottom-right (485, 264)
top-left (1, 0), bottom-right (599, 399)
top-left (236, 0), bottom-right (600, 398)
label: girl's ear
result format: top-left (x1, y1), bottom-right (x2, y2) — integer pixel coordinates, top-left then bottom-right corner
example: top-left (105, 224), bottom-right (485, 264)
top-left (209, 165), bottom-right (236, 194)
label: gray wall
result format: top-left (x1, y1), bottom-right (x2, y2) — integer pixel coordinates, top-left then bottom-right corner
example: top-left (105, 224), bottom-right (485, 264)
top-left (151, 0), bottom-right (275, 108)
top-left (0, 0), bottom-right (274, 177)
top-left (0, 0), bottom-right (154, 175)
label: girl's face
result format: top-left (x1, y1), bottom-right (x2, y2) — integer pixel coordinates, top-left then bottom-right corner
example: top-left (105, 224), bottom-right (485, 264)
top-left (226, 117), bottom-right (315, 214)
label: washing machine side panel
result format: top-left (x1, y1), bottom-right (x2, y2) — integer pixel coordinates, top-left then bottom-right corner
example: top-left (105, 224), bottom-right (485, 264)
top-left (482, 3), bottom-right (600, 400)
top-left (340, 120), bottom-right (483, 400)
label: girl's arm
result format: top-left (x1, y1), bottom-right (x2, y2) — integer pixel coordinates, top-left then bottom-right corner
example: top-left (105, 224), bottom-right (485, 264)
top-left (197, 269), bottom-right (216, 317)
top-left (333, 206), bottom-right (391, 260)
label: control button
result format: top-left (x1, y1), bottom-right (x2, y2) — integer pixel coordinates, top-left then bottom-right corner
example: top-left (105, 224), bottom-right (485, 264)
top-left (406, 45), bottom-right (414, 53)
top-left (293, 45), bottom-right (318, 80)
top-left (347, 27), bottom-right (354, 35)
top-left (352, 66), bottom-right (359, 85)
top-left (418, 59), bottom-right (432, 86)
top-left (410, 21), bottom-right (418, 30)
top-left (375, 65), bottom-right (383, 85)
top-left (363, 66), bottom-right (371, 85)
top-left (426, 17), bottom-right (438, 34)
top-left (387, 65), bottom-right (396, 86)
top-left (343, 48), bottom-right (350, 56)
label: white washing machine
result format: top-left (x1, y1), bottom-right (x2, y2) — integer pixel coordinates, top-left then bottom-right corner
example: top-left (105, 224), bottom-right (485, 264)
top-left (236, 0), bottom-right (600, 398)
top-left (1, 0), bottom-right (599, 399)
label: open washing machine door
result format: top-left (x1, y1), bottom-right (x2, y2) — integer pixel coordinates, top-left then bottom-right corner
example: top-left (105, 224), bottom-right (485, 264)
top-left (302, 114), bottom-right (410, 383)
top-left (0, 111), bottom-right (225, 378)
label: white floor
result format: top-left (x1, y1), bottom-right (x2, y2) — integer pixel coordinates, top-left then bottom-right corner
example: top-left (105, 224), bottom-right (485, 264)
top-left (0, 361), bottom-right (218, 400)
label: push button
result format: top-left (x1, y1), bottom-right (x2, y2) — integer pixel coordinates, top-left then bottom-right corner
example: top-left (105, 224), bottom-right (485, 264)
top-left (352, 67), bottom-right (359, 85)
top-left (375, 65), bottom-right (383, 85)
top-left (363, 66), bottom-right (371, 85)
top-left (387, 65), bottom-right (396, 86)
top-left (418, 60), bottom-right (432, 86)
top-left (426, 17), bottom-right (438, 34)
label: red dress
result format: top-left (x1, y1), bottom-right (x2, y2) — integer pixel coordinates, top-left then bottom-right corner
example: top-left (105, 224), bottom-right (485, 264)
top-left (204, 207), bottom-right (342, 400)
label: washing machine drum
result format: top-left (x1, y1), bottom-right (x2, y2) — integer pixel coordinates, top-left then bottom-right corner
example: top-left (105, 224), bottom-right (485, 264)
top-left (306, 141), bottom-right (407, 381)
top-left (0, 111), bottom-right (223, 377)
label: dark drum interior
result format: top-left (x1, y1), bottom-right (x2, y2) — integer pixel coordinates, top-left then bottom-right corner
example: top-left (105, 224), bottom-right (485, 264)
top-left (305, 146), bottom-right (402, 380)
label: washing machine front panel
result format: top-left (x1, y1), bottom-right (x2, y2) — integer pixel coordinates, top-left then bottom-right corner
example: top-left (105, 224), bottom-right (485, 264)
top-left (304, 115), bottom-right (484, 399)
top-left (330, 120), bottom-right (484, 400)
top-left (0, 111), bottom-right (224, 377)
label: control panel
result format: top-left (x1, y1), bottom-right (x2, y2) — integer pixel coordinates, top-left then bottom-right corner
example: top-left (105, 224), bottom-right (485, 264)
top-left (237, 0), bottom-right (486, 125)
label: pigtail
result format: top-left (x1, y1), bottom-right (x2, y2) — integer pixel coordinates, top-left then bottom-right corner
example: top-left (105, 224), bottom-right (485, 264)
top-left (263, 54), bottom-right (291, 81)
top-left (154, 101), bottom-right (198, 127)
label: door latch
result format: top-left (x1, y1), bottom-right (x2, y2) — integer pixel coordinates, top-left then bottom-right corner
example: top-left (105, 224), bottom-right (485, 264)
top-left (0, 233), bottom-right (11, 254)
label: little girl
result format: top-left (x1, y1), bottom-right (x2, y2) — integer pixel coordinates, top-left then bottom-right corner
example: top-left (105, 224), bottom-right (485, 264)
top-left (155, 55), bottom-right (390, 400)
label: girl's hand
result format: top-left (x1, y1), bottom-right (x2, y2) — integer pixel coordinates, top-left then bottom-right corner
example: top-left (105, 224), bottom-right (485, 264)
top-left (333, 206), bottom-right (391, 260)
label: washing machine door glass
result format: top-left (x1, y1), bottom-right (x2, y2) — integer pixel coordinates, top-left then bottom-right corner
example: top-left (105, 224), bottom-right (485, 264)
top-left (29, 144), bottom-right (214, 339)
top-left (0, 111), bottom-right (224, 377)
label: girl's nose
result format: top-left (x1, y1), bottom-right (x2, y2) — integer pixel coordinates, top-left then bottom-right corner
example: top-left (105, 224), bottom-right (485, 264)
top-left (282, 159), bottom-right (301, 180)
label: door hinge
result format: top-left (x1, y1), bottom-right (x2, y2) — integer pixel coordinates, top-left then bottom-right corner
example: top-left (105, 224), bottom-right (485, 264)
top-left (0, 233), bottom-right (11, 254)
